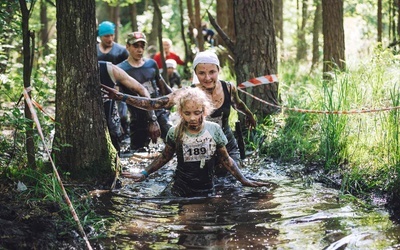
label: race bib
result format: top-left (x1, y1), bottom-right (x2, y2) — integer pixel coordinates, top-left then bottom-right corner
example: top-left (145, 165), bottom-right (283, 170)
top-left (182, 132), bottom-right (216, 163)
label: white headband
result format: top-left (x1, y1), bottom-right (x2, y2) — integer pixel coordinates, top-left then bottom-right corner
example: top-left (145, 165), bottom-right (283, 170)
top-left (192, 51), bottom-right (220, 84)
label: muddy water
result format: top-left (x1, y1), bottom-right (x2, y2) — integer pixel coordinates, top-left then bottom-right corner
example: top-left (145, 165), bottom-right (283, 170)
top-left (92, 154), bottom-right (400, 249)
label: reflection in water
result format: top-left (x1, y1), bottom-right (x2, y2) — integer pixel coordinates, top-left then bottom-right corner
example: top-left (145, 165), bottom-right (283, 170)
top-left (92, 157), bottom-right (400, 249)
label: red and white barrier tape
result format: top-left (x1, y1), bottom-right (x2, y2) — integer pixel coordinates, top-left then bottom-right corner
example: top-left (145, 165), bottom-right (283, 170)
top-left (238, 75), bottom-right (400, 114)
top-left (238, 74), bottom-right (279, 89)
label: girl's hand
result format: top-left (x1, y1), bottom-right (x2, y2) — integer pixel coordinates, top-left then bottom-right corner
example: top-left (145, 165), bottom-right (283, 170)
top-left (121, 171), bottom-right (146, 182)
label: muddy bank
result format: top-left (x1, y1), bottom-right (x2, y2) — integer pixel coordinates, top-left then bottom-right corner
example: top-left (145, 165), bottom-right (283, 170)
top-left (0, 182), bottom-right (81, 249)
top-left (1, 155), bottom-right (400, 249)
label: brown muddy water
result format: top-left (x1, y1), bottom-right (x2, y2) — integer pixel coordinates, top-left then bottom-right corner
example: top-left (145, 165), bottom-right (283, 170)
top-left (90, 151), bottom-right (400, 249)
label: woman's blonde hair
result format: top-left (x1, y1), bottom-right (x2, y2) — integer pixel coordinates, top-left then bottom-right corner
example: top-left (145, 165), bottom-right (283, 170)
top-left (174, 87), bottom-right (214, 144)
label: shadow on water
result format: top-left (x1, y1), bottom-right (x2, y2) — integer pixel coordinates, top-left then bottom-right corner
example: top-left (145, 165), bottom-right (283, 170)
top-left (91, 155), bottom-right (400, 249)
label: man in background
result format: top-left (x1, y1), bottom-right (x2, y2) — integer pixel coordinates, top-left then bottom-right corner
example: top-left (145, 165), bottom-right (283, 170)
top-left (97, 21), bottom-right (130, 142)
top-left (118, 32), bottom-right (172, 152)
top-left (153, 38), bottom-right (185, 69)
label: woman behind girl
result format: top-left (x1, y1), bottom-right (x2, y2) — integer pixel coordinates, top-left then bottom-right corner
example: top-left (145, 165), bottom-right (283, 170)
top-left (121, 87), bottom-right (269, 197)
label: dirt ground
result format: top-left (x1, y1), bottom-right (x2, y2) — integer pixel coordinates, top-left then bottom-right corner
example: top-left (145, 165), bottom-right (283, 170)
top-left (0, 181), bottom-right (82, 249)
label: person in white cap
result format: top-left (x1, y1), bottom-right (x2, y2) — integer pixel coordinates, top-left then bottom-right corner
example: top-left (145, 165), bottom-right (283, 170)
top-left (103, 51), bottom-right (256, 175)
top-left (165, 59), bottom-right (182, 89)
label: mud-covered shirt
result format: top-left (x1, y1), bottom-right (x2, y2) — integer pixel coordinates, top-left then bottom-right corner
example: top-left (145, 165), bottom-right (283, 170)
top-left (165, 121), bottom-right (228, 196)
top-left (117, 59), bottom-right (162, 98)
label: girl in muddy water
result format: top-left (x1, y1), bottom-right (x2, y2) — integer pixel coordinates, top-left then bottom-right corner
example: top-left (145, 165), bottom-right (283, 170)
top-left (103, 50), bottom-right (257, 178)
top-left (121, 87), bottom-right (269, 197)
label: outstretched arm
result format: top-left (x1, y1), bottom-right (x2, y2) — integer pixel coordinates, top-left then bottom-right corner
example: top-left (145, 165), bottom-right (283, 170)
top-left (101, 84), bottom-right (182, 110)
top-left (217, 147), bottom-right (269, 187)
top-left (230, 83), bottom-right (257, 129)
top-left (111, 64), bottom-right (150, 98)
top-left (110, 64), bottom-right (161, 143)
top-left (121, 143), bottom-right (176, 181)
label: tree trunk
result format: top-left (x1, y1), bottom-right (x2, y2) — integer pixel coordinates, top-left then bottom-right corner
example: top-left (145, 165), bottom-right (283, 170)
top-left (0, 2), bottom-right (19, 74)
top-left (233, 0), bottom-right (279, 121)
top-left (153, 0), bottom-right (166, 79)
top-left (110, 5), bottom-right (120, 43)
top-left (54, 0), bottom-right (116, 181)
top-left (148, 1), bottom-right (159, 48)
top-left (40, 0), bottom-right (49, 56)
top-left (129, 3), bottom-right (138, 32)
top-left (216, 0), bottom-right (235, 45)
top-left (397, 0), bottom-right (400, 41)
top-left (186, 0), bottom-right (197, 51)
top-left (377, 0), bottom-right (382, 43)
top-left (322, 0), bottom-right (345, 74)
top-left (179, 0), bottom-right (193, 79)
top-left (274, 0), bottom-right (284, 58)
top-left (194, 0), bottom-right (204, 51)
top-left (19, 0), bottom-right (36, 169)
top-left (296, 0), bottom-right (308, 61)
top-left (311, 0), bottom-right (322, 70)
top-left (216, 0), bottom-right (235, 69)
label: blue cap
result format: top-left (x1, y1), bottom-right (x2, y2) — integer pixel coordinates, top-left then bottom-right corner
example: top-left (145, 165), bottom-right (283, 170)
top-left (98, 21), bottom-right (115, 37)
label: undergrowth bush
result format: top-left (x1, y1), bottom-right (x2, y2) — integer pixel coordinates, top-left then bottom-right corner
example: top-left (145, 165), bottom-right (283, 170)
top-left (253, 47), bottom-right (400, 197)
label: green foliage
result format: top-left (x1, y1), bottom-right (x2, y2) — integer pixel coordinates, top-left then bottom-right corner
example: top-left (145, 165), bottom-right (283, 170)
top-left (319, 73), bottom-right (350, 170)
top-left (13, 168), bottom-right (105, 230)
top-left (253, 47), bottom-right (400, 197)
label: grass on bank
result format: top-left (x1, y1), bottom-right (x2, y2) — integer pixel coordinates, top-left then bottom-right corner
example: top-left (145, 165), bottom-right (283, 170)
top-left (256, 48), bottom-right (400, 198)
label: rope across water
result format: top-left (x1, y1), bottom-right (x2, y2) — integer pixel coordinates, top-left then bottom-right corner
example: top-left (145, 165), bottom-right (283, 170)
top-left (237, 74), bottom-right (400, 114)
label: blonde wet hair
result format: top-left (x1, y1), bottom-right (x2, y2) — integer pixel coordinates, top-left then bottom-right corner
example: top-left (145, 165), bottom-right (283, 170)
top-left (174, 87), bottom-right (214, 144)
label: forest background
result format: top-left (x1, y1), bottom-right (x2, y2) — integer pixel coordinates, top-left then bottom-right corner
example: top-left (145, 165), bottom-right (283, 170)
top-left (0, 0), bottom-right (400, 246)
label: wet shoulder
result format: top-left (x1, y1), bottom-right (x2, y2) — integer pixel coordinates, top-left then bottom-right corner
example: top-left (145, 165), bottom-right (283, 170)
top-left (143, 58), bottom-right (158, 69)
top-left (204, 121), bottom-right (227, 145)
top-left (117, 60), bottom-right (130, 70)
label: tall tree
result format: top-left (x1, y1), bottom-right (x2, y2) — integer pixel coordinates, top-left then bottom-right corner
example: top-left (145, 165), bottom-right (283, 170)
top-left (153, 0), bottom-right (166, 78)
top-left (397, 0), bottom-right (400, 43)
top-left (322, 0), bottom-right (345, 74)
top-left (194, 0), bottom-right (204, 51)
top-left (296, 0), bottom-right (308, 61)
top-left (216, 0), bottom-right (235, 44)
top-left (311, 0), bottom-right (322, 70)
top-left (19, 0), bottom-right (37, 168)
top-left (378, 0), bottom-right (382, 43)
top-left (180, 0), bottom-right (194, 69)
top-left (233, 0), bottom-right (279, 120)
top-left (215, 0), bottom-right (235, 71)
top-left (54, 0), bottom-right (116, 181)
top-left (274, 0), bottom-right (284, 57)
top-left (186, 0), bottom-right (198, 58)
top-left (40, 0), bottom-right (49, 56)
top-left (129, 3), bottom-right (138, 32)
top-left (108, 4), bottom-right (120, 42)
top-left (0, 1), bottom-right (20, 74)
top-left (148, 1), bottom-right (160, 49)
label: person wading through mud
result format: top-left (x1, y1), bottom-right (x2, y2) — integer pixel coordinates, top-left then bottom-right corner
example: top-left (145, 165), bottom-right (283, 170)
top-left (120, 87), bottom-right (270, 197)
top-left (99, 61), bottom-right (160, 155)
top-left (96, 21), bottom-right (131, 143)
top-left (117, 32), bottom-right (172, 153)
top-left (102, 50), bottom-right (256, 176)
